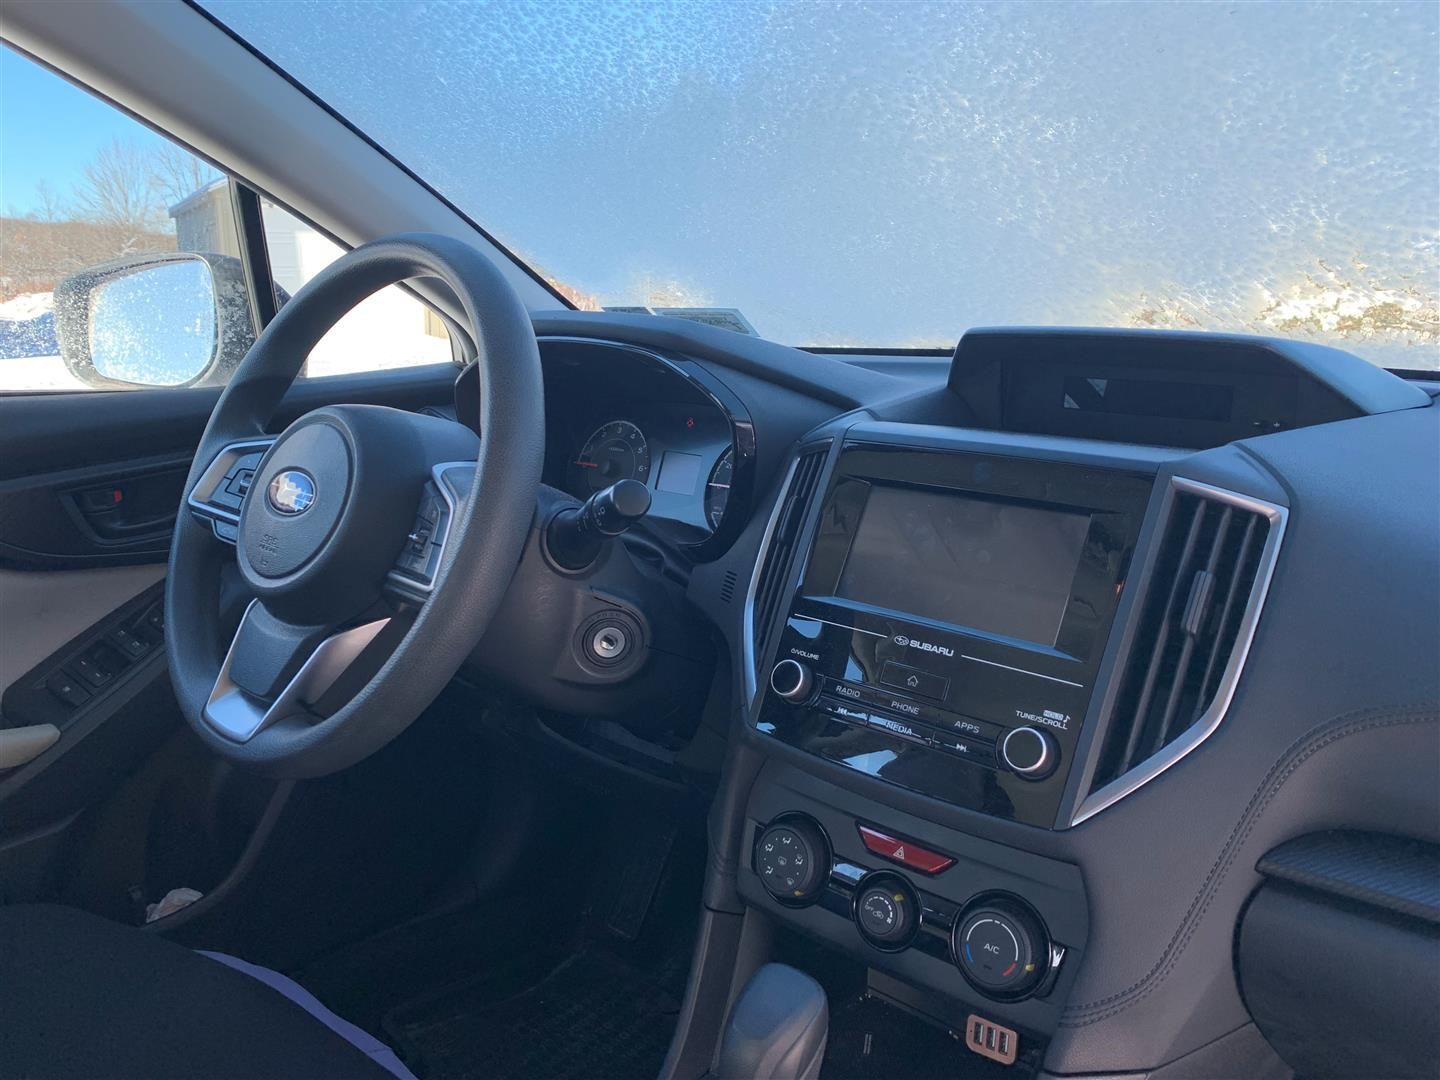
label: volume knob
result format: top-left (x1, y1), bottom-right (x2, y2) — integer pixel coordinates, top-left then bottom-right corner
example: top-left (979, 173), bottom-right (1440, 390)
top-left (770, 659), bottom-right (814, 703)
top-left (1001, 726), bottom-right (1056, 779)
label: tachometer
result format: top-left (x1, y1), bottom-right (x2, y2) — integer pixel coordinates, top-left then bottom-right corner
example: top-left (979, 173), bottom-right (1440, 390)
top-left (704, 447), bottom-right (734, 529)
top-left (572, 420), bottom-right (651, 494)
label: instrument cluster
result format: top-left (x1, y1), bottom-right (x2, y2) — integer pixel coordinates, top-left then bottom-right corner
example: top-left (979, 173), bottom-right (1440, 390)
top-left (566, 413), bottom-right (735, 537)
top-left (452, 337), bottom-right (753, 558)
top-left (538, 338), bottom-right (753, 558)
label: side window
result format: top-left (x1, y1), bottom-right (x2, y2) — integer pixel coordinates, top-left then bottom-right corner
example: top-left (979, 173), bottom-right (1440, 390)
top-left (0, 47), bottom-right (250, 392)
top-left (0, 47), bottom-right (450, 393)
top-left (260, 202), bottom-right (452, 378)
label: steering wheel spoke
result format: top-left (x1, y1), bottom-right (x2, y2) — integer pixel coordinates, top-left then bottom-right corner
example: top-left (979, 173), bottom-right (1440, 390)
top-left (204, 600), bottom-right (391, 743)
top-left (186, 437), bottom-right (276, 544)
top-left (385, 462), bottom-right (474, 601)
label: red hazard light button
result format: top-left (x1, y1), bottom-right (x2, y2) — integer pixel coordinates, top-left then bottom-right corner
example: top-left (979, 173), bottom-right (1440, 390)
top-left (856, 824), bottom-right (956, 875)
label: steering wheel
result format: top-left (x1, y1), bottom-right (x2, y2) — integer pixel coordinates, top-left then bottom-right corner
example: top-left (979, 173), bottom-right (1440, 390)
top-left (167, 234), bottom-right (543, 777)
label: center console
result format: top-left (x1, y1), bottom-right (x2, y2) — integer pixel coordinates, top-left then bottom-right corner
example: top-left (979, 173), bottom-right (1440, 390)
top-left (735, 429), bottom-right (1164, 1064)
top-left (754, 441), bottom-right (1153, 829)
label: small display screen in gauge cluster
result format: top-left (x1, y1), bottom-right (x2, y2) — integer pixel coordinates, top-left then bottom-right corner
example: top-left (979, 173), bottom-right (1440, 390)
top-left (656, 451), bottom-right (704, 495)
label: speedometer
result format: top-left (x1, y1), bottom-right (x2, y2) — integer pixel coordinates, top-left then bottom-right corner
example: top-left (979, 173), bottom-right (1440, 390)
top-left (704, 447), bottom-right (734, 529)
top-left (572, 420), bottom-right (651, 494)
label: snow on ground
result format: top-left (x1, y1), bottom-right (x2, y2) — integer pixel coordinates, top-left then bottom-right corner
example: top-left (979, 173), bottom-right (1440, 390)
top-left (0, 292), bottom-right (55, 321)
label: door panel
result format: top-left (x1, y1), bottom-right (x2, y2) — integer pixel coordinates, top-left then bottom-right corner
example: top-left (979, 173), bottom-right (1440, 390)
top-left (0, 565), bottom-right (164, 696)
top-left (0, 362), bottom-right (460, 567)
top-left (0, 363), bottom-right (458, 911)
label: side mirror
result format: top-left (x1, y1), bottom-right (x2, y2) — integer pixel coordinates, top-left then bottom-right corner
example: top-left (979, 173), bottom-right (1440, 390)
top-left (53, 252), bottom-right (255, 389)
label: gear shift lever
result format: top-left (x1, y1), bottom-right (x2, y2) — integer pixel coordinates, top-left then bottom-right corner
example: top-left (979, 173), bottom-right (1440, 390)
top-left (715, 964), bottom-right (828, 1080)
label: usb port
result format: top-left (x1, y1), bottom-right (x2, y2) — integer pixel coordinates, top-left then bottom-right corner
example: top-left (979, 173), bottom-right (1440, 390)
top-left (965, 1014), bottom-right (1018, 1066)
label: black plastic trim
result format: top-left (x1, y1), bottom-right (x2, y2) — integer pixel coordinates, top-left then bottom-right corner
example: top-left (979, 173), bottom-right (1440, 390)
top-left (1256, 830), bottom-right (1440, 925)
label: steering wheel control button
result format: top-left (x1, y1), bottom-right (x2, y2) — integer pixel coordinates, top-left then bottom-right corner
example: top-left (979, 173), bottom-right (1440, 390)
top-left (770, 659), bottom-right (815, 703)
top-left (856, 825), bottom-right (956, 875)
top-left (878, 661), bottom-right (949, 701)
top-left (954, 896), bottom-right (1050, 1000)
top-left (1000, 726), bottom-right (1057, 779)
top-left (853, 873), bottom-right (919, 950)
top-left (755, 817), bottom-right (829, 906)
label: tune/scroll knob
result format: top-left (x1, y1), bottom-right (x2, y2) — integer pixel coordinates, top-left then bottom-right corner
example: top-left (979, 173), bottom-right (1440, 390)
top-left (1000, 726), bottom-right (1057, 779)
top-left (770, 659), bottom-right (815, 703)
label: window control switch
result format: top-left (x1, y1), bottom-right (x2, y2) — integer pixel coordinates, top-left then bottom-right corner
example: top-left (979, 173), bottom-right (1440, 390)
top-left (47, 673), bottom-right (91, 709)
top-left (73, 652), bottom-right (114, 689)
top-left (107, 626), bottom-right (151, 659)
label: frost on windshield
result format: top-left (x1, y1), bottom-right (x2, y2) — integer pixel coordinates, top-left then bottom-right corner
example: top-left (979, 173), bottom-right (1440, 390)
top-left (206, 1), bottom-right (1438, 367)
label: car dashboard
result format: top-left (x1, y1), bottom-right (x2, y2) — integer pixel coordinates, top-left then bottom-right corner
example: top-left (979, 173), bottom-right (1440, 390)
top-left (449, 315), bottom-right (1438, 1080)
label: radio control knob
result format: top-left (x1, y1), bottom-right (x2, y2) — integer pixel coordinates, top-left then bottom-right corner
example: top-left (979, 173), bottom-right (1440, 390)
top-left (770, 659), bottom-right (815, 703)
top-left (1001, 726), bottom-right (1056, 779)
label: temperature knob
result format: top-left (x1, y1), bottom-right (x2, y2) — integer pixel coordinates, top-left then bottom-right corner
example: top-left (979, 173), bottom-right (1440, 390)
top-left (770, 659), bottom-right (815, 703)
top-left (754, 816), bottom-right (829, 905)
top-left (954, 895), bottom-right (1050, 1000)
top-left (1001, 726), bottom-right (1057, 779)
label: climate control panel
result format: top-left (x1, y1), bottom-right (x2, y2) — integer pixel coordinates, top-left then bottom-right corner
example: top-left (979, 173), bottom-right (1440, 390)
top-left (754, 816), bottom-right (830, 906)
top-left (750, 812), bottom-right (1064, 1003)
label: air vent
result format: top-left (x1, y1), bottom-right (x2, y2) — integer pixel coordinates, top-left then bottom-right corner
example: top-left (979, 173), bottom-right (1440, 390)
top-left (747, 444), bottom-right (830, 695)
top-left (1075, 478), bottom-right (1286, 824)
top-left (719, 570), bottom-right (738, 604)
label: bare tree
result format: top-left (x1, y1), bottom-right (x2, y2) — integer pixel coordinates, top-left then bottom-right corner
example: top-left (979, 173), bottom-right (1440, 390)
top-left (149, 142), bottom-right (220, 210)
top-left (72, 138), bottom-right (168, 253)
top-left (32, 180), bottom-right (67, 224)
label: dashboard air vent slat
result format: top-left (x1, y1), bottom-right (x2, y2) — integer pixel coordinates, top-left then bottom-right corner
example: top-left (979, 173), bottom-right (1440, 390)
top-left (751, 445), bottom-right (829, 684)
top-left (1076, 479), bottom-right (1285, 823)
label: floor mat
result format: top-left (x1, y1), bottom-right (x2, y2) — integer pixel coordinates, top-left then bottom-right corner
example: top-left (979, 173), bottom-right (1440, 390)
top-left (383, 945), bottom-right (686, 1080)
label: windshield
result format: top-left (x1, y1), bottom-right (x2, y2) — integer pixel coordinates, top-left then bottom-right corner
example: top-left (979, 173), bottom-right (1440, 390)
top-left (203, 1), bottom-right (1438, 369)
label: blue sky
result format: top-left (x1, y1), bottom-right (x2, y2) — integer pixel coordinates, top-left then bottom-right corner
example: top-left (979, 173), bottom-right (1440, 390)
top-left (1, 49), bottom-right (173, 215)
top-left (6, 2), bottom-right (1439, 365)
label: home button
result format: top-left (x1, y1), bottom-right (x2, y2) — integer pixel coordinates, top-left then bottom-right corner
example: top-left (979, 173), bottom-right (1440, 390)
top-left (879, 661), bottom-right (949, 701)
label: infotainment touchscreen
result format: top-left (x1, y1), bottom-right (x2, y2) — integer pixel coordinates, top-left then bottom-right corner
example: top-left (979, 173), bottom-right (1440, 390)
top-left (834, 485), bottom-right (1090, 648)
top-left (763, 444), bottom-right (1156, 827)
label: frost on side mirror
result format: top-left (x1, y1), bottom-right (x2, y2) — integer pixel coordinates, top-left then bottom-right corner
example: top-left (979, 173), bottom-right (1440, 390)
top-left (54, 252), bottom-right (255, 389)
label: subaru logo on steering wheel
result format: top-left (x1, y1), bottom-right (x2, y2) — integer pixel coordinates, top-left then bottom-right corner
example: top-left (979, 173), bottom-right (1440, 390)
top-left (267, 470), bottom-right (316, 515)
